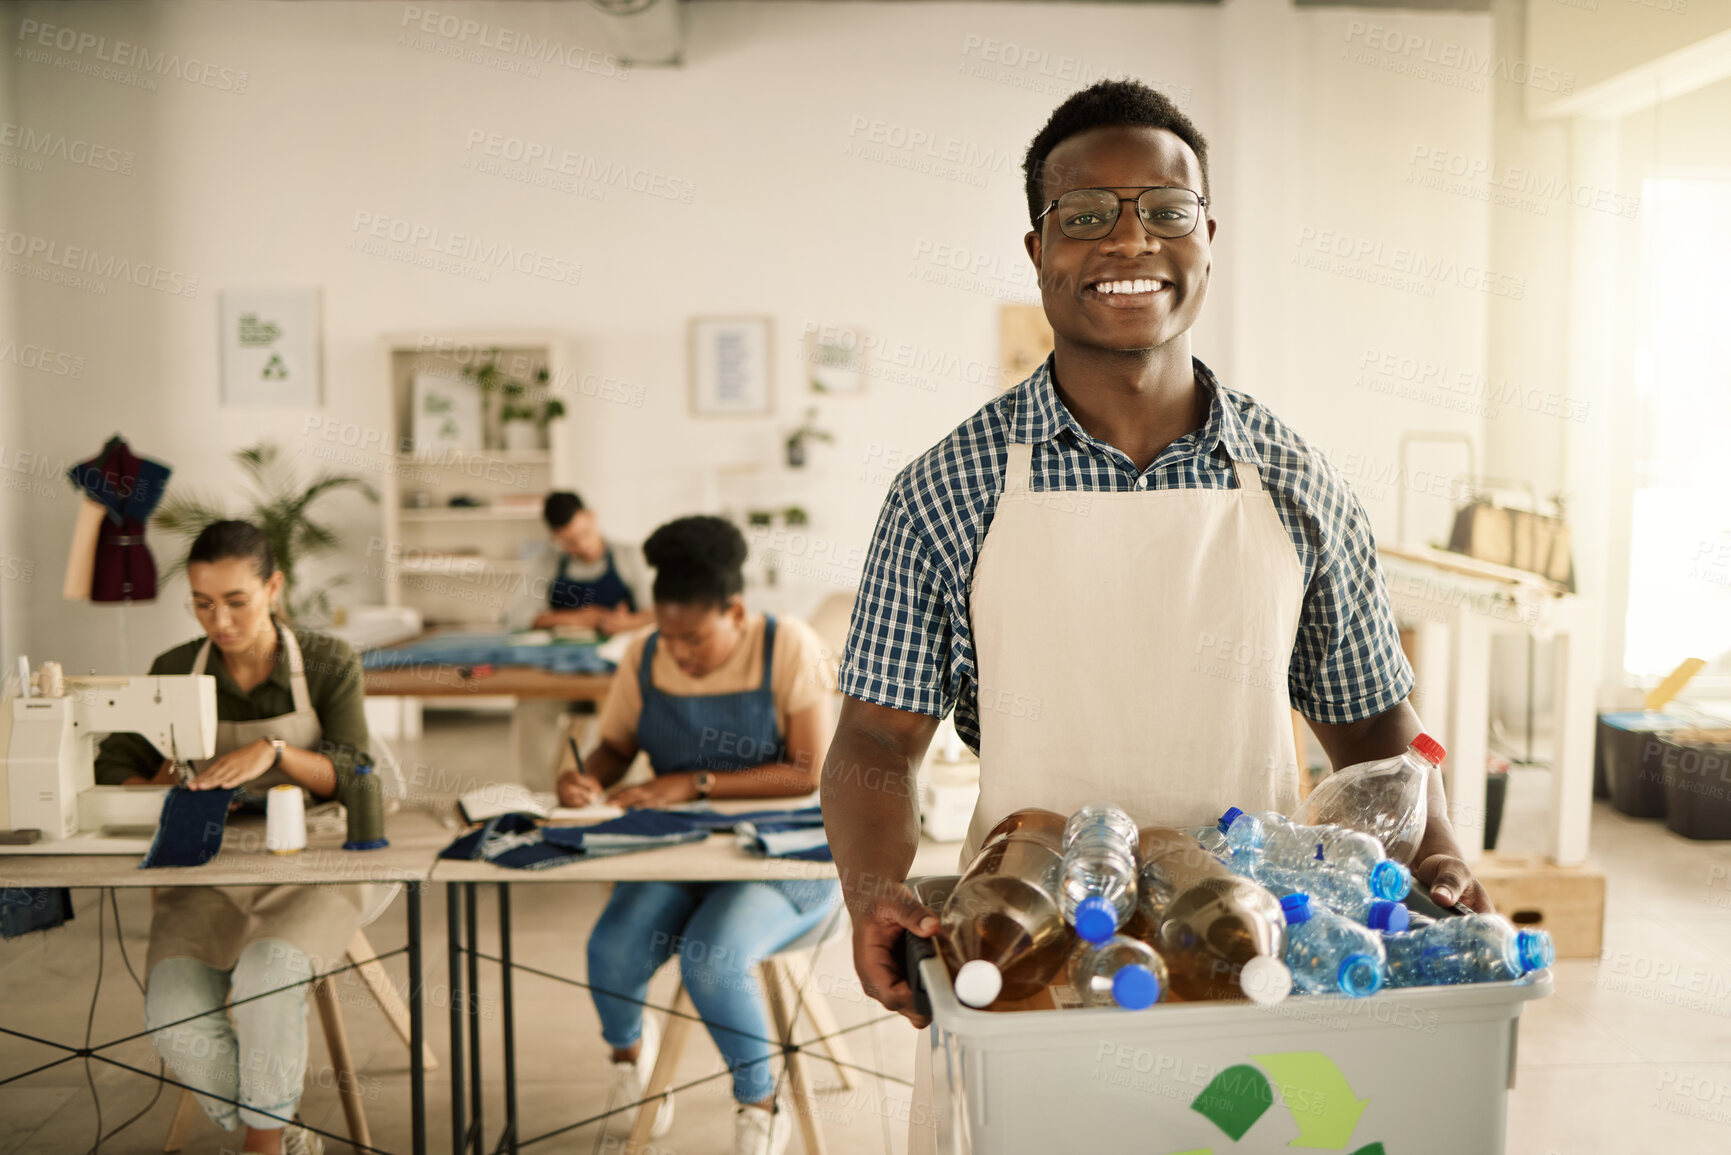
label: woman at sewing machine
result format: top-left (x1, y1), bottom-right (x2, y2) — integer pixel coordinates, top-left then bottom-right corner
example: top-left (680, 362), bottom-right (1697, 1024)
top-left (94, 519), bottom-right (369, 1155)
top-left (553, 515), bottom-right (835, 1155)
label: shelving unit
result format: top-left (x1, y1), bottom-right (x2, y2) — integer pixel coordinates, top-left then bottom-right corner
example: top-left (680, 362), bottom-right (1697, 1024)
top-left (377, 330), bottom-right (573, 630)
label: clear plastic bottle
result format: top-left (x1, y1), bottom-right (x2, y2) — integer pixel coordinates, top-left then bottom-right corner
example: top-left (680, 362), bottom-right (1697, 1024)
top-left (1412, 914), bottom-right (1555, 985)
top-left (1126, 826), bottom-right (1293, 1005)
top-left (1066, 935), bottom-right (1168, 1010)
top-left (1297, 735), bottom-right (1446, 866)
top-left (1218, 807), bottom-right (1386, 876)
top-left (1380, 912), bottom-right (1436, 988)
top-left (940, 808), bottom-right (1074, 1007)
top-left (1184, 824), bottom-right (1230, 856)
top-left (1280, 893), bottom-right (1387, 998)
top-left (1060, 803), bottom-right (1139, 944)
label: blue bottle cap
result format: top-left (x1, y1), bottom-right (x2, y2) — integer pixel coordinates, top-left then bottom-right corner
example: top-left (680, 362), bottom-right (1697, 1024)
top-left (1074, 896), bottom-right (1118, 944)
top-left (343, 838), bottom-right (390, 851)
top-left (1366, 901), bottom-right (1410, 933)
top-left (1218, 806), bottom-right (1245, 834)
top-left (1337, 953), bottom-right (1384, 998)
top-left (1368, 859), bottom-right (1412, 901)
top-left (1516, 930), bottom-right (1555, 973)
top-left (1280, 893), bottom-right (1312, 925)
top-left (1111, 964), bottom-right (1160, 1010)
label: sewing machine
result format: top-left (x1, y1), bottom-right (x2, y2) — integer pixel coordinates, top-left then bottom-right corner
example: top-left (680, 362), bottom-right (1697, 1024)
top-left (0, 663), bottom-right (218, 855)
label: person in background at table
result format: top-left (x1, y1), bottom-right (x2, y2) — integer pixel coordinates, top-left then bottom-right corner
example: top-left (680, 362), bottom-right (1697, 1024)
top-left (94, 520), bottom-right (374, 1155)
top-left (554, 515), bottom-right (835, 1155)
top-left (509, 490), bottom-right (654, 789)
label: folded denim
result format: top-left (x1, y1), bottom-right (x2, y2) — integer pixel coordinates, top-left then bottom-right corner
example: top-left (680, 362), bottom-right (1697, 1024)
top-left (734, 823), bottom-right (833, 862)
top-left (140, 787), bottom-right (237, 869)
top-left (362, 634), bottom-right (613, 675)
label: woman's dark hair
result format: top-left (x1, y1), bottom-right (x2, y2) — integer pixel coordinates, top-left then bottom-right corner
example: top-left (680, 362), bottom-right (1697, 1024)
top-left (1023, 78), bottom-right (1210, 226)
top-left (186, 519), bottom-right (276, 583)
top-left (543, 491), bottom-right (586, 530)
top-left (643, 516), bottom-right (748, 609)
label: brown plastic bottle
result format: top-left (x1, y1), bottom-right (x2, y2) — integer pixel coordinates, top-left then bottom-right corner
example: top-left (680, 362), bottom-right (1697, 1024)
top-left (938, 808), bottom-right (1074, 1007)
top-left (1126, 826), bottom-right (1292, 1004)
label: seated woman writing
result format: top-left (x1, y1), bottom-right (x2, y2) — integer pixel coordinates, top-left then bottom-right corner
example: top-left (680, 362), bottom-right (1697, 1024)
top-left (95, 520), bottom-right (374, 1155)
top-left (555, 515), bottom-right (836, 1155)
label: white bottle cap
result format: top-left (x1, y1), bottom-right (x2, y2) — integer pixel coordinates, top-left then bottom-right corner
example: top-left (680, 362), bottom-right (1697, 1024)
top-left (1240, 956), bottom-right (1292, 1005)
top-left (953, 960), bottom-right (1004, 1007)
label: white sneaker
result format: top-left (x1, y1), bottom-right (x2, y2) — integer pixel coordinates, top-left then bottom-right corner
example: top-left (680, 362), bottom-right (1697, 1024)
top-left (281, 1122), bottom-right (325, 1155)
top-left (609, 1014), bottom-right (674, 1137)
top-left (732, 1100), bottom-right (792, 1155)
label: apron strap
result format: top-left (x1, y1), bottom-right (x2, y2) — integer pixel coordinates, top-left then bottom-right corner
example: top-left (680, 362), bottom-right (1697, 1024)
top-left (759, 616), bottom-right (777, 693)
top-left (191, 637), bottom-right (211, 676)
top-left (279, 626), bottom-right (314, 716)
top-left (1003, 442), bottom-right (1035, 497)
top-left (1232, 459), bottom-right (1264, 493)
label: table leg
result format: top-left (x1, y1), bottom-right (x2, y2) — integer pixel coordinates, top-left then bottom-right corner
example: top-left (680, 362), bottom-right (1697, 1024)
top-left (448, 884), bottom-right (467, 1155)
top-left (499, 883), bottom-right (518, 1155)
top-left (1449, 610), bottom-right (1491, 863)
top-left (409, 882), bottom-right (426, 1155)
top-left (466, 882), bottom-right (483, 1149)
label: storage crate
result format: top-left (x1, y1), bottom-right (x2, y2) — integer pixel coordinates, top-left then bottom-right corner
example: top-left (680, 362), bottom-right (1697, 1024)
top-left (922, 957), bottom-right (1550, 1155)
top-left (1473, 853), bottom-right (1606, 959)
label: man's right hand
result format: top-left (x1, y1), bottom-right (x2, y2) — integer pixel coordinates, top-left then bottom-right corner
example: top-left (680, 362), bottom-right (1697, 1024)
top-left (556, 769), bottom-right (604, 807)
top-left (852, 882), bottom-right (941, 1028)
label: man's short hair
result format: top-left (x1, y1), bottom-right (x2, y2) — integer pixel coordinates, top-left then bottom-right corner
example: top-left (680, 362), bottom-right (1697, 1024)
top-left (1023, 79), bottom-right (1210, 227)
top-left (543, 491), bottom-right (586, 530)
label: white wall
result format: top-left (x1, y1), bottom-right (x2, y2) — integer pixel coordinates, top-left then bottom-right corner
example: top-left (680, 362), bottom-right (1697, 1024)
top-left (6, 0), bottom-right (1497, 674)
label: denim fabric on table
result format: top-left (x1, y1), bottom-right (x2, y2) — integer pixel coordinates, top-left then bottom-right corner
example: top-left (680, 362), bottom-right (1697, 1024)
top-left (440, 810), bottom-right (712, 870)
top-left (140, 787), bottom-right (237, 868)
top-left (0, 887), bottom-right (74, 938)
top-left (735, 823), bottom-right (833, 862)
top-left (361, 633), bottom-right (613, 675)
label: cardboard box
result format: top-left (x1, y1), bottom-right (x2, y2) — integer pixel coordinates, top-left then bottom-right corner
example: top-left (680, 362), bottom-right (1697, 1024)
top-left (1473, 853), bottom-right (1606, 959)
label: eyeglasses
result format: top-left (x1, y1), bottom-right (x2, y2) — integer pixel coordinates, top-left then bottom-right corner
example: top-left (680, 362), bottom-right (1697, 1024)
top-left (1034, 186), bottom-right (1207, 241)
top-left (187, 596), bottom-right (258, 619)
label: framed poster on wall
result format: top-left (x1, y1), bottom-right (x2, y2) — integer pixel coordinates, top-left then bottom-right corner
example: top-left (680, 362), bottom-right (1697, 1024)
top-left (220, 288), bottom-right (322, 407)
top-left (690, 316), bottom-right (773, 416)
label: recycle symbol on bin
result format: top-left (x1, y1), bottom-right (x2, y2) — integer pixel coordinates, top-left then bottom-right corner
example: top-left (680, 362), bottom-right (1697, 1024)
top-left (1165, 1051), bottom-right (1386, 1154)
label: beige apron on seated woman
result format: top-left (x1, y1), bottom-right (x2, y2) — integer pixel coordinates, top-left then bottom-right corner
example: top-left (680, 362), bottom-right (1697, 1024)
top-left (147, 627), bottom-right (378, 977)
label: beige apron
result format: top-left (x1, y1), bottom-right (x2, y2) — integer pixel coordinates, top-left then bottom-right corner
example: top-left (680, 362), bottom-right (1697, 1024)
top-left (913, 437), bottom-right (1305, 1153)
top-left (147, 627), bottom-right (372, 977)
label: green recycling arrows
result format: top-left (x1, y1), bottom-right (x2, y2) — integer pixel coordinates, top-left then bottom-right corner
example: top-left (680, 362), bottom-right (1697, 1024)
top-left (1181, 1050), bottom-right (1376, 1151)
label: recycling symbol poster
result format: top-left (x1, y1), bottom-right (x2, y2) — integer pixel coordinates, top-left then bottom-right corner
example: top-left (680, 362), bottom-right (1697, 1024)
top-left (219, 288), bottom-right (322, 407)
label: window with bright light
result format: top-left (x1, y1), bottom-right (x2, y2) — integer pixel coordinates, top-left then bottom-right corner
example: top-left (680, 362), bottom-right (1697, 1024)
top-left (1623, 178), bottom-right (1731, 681)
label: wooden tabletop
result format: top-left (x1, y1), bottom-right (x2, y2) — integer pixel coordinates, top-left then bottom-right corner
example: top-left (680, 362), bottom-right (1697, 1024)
top-left (363, 664), bottom-right (613, 701)
top-left (0, 805), bottom-right (458, 889)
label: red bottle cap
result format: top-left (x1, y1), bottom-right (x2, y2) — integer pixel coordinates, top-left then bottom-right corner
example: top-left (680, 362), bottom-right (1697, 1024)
top-left (1411, 733), bottom-right (1446, 766)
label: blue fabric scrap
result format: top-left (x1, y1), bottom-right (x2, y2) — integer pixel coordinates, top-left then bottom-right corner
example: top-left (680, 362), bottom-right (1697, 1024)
top-left (139, 787), bottom-right (236, 868)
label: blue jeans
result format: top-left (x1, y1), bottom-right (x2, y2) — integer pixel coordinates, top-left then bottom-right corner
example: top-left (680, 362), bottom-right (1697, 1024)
top-left (143, 940), bottom-right (312, 1132)
top-left (587, 881), bottom-right (838, 1104)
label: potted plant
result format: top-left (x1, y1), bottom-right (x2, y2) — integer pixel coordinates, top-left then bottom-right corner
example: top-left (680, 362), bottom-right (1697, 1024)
top-left (785, 407), bottom-right (834, 469)
top-left (153, 442), bottom-right (379, 625)
top-left (461, 349), bottom-right (562, 451)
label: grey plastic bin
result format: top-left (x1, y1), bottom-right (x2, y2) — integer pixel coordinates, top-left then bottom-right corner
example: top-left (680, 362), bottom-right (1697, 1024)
top-left (921, 957), bottom-right (1551, 1155)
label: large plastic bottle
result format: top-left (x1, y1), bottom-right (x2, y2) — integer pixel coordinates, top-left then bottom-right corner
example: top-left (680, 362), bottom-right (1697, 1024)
top-left (1066, 935), bottom-right (1168, 1010)
top-left (1126, 826), bottom-right (1293, 1005)
top-left (1410, 914), bottom-right (1555, 985)
top-left (939, 808), bottom-right (1074, 1007)
top-left (1380, 913), bottom-right (1436, 989)
top-left (1060, 803), bottom-right (1139, 943)
top-left (1219, 807), bottom-right (1388, 876)
top-left (1280, 894), bottom-right (1386, 998)
top-left (1297, 735), bottom-right (1446, 866)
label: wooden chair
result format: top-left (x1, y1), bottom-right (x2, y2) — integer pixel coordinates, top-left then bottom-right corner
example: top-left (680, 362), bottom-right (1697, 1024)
top-left (163, 929), bottom-right (437, 1152)
top-left (625, 918), bottom-right (855, 1155)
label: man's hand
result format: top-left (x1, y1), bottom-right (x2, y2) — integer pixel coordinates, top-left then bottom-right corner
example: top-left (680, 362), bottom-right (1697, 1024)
top-left (609, 773), bottom-right (699, 810)
top-left (1412, 851), bottom-right (1493, 913)
top-left (852, 881), bottom-right (941, 1028)
top-left (556, 769), bottom-right (605, 807)
top-left (189, 739), bottom-right (276, 791)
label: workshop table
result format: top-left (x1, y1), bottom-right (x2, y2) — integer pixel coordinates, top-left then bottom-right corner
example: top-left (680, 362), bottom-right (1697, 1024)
top-left (0, 804), bottom-right (455, 1155)
top-left (427, 799), bottom-right (962, 1155)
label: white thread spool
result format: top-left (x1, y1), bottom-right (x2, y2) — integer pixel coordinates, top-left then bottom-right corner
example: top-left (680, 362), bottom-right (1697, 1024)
top-left (266, 784), bottom-right (307, 854)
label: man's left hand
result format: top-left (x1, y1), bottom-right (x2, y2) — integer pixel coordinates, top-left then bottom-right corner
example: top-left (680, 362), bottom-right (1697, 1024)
top-left (1411, 852), bottom-right (1493, 913)
top-left (609, 773), bottom-right (698, 809)
top-left (189, 738), bottom-right (276, 791)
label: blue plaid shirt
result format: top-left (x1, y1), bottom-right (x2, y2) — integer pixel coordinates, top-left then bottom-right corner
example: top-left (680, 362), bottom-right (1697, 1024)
top-left (838, 355), bottom-right (1413, 752)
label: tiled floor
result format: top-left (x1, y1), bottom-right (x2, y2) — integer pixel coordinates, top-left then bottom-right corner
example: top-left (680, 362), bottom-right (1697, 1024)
top-left (5, 713), bottom-right (1731, 1153)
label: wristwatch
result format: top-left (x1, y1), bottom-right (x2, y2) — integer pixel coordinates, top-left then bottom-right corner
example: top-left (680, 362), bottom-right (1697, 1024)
top-left (268, 738), bottom-right (286, 770)
top-left (694, 771), bottom-right (715, 799)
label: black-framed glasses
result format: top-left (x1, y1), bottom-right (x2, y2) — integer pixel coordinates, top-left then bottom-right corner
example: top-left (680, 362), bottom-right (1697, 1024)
top-left (1034, 186), bottom-right (1207, 241)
